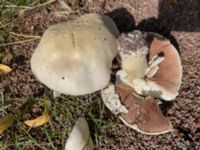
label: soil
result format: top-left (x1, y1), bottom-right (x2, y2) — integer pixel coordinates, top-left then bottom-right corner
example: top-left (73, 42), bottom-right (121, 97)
top-left (0, 0), bottom-right (200, 149)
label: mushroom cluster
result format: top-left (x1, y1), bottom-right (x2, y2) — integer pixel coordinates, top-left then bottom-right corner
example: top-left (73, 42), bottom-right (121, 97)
top-left (101, 30), bottom-right (182, 135)
top-left (31, 13), bottom-right (182, 135)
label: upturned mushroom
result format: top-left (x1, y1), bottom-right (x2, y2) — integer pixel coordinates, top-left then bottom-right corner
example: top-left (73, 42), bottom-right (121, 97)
top-left (31, 13), bottom-right (119, 96)
top-left (101, 84), bottom-right (173, 135)
top-left (116, 30), bottom-right (182, 101)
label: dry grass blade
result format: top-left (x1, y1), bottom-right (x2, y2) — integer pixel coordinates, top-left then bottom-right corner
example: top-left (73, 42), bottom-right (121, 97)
top-left (9, 32), bottom-right (41, 39)
top-left (0, 38), bottom-right (40, 47)
top-left (0, 32), bottom-right (40, 47)
top-left (19, 0), bottom-right (57, 15)
top-left (0, 113), bottom-right (15, 134)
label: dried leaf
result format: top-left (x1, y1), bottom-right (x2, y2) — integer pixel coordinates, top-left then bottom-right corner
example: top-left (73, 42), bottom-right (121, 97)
top-left (0, 64), bottom-right (12, 75)
top-left (0, 113), bottom-right (15, 134)
top-left (24, 100), bottom-right (49, 127)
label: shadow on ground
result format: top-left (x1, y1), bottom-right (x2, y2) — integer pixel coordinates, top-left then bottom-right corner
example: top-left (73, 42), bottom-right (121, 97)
top-left (106, 8), bottom-right (136, 33)
top-left (105, 7), bottom-right (181, 53)
top-left (158, 0), bottom-right (200, 32)
top-left (106, 0), bottom-right (200, 52)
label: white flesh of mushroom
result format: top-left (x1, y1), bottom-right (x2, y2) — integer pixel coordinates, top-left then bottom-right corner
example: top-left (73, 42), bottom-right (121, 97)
top-left (101, 84), bottom-right (128, 115)
top-left (119, 47), bottom-right (148, 80)
top-left (116, 69), bottom-right (177, 100)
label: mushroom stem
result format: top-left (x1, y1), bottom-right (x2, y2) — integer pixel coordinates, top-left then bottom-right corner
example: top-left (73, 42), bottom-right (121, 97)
top-left (116, 70), bottom-right (150, 96)
top-left (53, 90), bottom-right (62, 98)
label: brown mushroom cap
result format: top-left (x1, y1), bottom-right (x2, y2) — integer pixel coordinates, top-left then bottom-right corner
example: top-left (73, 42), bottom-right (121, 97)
top-left (116, 86), bottom-right (173, 135)
top-left (145, 33), bottom-right (182, 100)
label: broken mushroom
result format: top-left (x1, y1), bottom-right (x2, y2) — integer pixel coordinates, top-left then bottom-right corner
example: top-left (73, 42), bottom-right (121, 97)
top-left (31, 13), bottom-right (119, 96)
top-left (145, 33), bottom-right (182, 100)
top-left (101, 84), bottom-right (173, 135)
top-left (65, 117), bottom-right (93, 150)
top-left (116, 30), bottom-right (182, 100)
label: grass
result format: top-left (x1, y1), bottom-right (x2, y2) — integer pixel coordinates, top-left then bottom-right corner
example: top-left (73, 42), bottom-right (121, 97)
top-left (0, 0), bottom-right (118, 149)
top-left (0, 89), bottom-right (117, 149)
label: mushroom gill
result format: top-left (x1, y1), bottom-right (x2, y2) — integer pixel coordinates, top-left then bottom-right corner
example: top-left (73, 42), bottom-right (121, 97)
top-left (101, 84), bottom-right (173, 135)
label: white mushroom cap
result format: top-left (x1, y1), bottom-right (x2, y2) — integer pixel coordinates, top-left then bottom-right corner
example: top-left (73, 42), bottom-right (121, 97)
top-left (65, 117), bottom-right (93, 150)
top-left (31, 13), bottom-right (119, 95)
top-left (116, 31), bottom-right (182, 100)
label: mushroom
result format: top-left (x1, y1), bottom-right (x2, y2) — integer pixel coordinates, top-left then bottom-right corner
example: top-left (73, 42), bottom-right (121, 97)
top-left (101, 31), bottom-right (181, 134)
top-left (101, 84), bottom-right (173, 135)
top-left (31, 13), bottom-right (119, 96)
top-left (116, 30), bottom-right (182, 100)
top-left (65, 117), bottom-right (93, 150)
